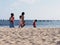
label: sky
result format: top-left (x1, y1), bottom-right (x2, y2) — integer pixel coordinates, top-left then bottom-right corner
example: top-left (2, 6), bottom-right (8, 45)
top-left (0, 0), bottom-right (60, 20)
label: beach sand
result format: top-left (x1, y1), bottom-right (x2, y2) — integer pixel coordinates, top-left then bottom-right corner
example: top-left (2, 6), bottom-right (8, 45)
top-left (0, 28), bottom-right (60, 45)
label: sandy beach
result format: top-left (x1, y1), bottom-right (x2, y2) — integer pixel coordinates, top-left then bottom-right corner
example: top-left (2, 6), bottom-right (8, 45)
top-left (0, 28), bottom-right (60, 45)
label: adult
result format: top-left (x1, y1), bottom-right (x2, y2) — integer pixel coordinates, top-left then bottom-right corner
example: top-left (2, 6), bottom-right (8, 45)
top-left (9, 13), bottom-right (14, 28)
top-left (21, 12), bottom-right (25, 27)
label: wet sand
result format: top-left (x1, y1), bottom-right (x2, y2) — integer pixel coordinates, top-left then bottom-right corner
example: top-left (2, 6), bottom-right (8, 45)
top-left (0, 28), bottom-right (60, 45)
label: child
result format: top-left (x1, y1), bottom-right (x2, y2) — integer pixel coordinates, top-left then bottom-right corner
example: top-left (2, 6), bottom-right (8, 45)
top-left (19, 16), bottom-right (23, 28)
top-left (9, 13), bottom-right (14, 28)
top-left (33, 19), bottom-right (37, 28)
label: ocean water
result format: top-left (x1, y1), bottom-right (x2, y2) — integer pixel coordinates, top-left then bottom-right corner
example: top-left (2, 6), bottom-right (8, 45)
top-left (0, 20), bottom-right (60, 28)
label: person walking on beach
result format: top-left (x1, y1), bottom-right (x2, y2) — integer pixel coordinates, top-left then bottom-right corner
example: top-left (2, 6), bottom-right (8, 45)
top-left (33, 19), bottom-right (37, 28)
top-left (19, 12), bottom-right (25, 28)
top-left (19, 16), bottom-right (23, 28)
top-left (9, 13), bottom-right (14, 28)
top-left (21, 12), bottom-right (25, 27)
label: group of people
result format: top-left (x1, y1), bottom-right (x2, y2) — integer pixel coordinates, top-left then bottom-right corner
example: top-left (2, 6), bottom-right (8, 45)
top-left (9, 12), bottom-right (37, 28)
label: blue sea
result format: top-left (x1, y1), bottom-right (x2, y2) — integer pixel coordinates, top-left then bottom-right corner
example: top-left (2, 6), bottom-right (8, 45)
top-left (0, 20), bottom-right (60, 28)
